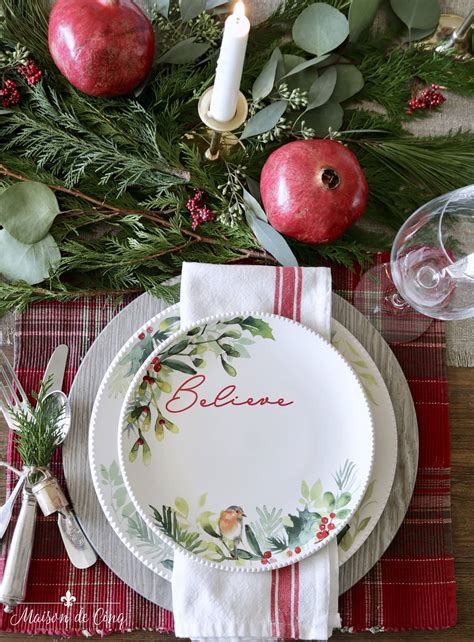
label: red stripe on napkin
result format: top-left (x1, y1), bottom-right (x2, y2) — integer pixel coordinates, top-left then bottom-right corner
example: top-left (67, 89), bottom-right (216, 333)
top-left (270, 568), bottom-right (277, 637)
top-left (270, 565), bottom-right (299, 639)
top-left (293, 561), bottom-right (300, 638)
top-left (271, 266), bottom-right (302, 637)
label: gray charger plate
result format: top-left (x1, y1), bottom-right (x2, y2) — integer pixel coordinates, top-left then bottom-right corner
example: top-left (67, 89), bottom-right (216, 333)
top-left (63, 292), bottom-right (418, 611)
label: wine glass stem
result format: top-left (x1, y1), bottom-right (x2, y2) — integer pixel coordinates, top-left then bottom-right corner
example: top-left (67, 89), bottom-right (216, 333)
top-left (388, 293), bottom-right (410, 310)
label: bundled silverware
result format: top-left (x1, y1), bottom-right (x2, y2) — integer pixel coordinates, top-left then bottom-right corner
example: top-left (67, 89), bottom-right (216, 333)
top-left (0, 346), bottom-right (97, 612)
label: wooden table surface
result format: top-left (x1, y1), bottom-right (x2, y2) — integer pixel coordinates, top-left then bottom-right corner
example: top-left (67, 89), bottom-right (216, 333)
top-left (0, 339), bottom-right (472, 641)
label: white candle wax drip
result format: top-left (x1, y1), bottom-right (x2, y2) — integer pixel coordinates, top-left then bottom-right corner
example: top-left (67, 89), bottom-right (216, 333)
top-left (209, 2), bottom-right (250, 123)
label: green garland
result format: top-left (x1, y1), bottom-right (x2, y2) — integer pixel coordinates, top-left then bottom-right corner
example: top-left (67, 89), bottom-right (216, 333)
top-left (0, 0), bottom-right (474, 313)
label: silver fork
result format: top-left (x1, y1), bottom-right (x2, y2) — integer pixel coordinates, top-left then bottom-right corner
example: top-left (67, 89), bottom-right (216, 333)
top-left (0, 356), bottom-right (28, 431)
top-left (0, 350), bottom-right (37, 612)
top-left (0, 352), bottom-right (31, 537)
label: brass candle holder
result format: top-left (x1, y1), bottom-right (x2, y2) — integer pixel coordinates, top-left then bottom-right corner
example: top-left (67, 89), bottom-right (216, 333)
top-left (198, 86), bottom-right (248, 161)
top-left (420, 10), bottom-right (474, 58)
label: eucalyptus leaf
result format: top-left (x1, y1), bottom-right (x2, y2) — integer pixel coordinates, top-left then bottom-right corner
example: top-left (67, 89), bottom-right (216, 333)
top-left (348, 0), bottom-right (381, 42)
top-left (0, 230), bottom-right (60, 285)
top-left (252, 48), bottom-right (282, 103)
top-left (293, 4), bottom-right (349, 56)
top-left (206, 0), bottom-right (228, 7)
top-left (155, 0), bottom-right (170, 17)
top-left (158, 38), bottom-right (210, 64)
top-left (280, 54), bottom-right (309, 89)
top-left (303, 100), bottom-right (343, 136)
top-left (390, 0), bottom-right (440, 30)
top-left (244, 209), bottom-right (298, 267)
top-left (282, 54), bottom-right (330, 79)
top-left (242, 187), bottom-right (267, 222)
top-left (306, 66), bottom-right (337, 110)
top-left (331, 65), bottom-right (365, 103)
top-left (180, 0), bottom-right (207, 21)
top-left (282, 54), bottom-right (305, 74)
top-left (245, 180), bottom-right (263, 210)
top-left (0, 181), bottom-right (60, 244)
top-left (400, 26), bottom-right (437, 43)
top-left (240, 100), bottom-right (288, 140)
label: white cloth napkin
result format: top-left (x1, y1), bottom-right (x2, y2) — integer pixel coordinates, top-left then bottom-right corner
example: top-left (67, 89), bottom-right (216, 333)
top-left (173, 263), bottom-right (340, 641)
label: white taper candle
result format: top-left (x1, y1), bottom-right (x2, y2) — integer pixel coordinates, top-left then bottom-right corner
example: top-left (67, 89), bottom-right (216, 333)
top-left (209, 2), bottom-right (250, 123)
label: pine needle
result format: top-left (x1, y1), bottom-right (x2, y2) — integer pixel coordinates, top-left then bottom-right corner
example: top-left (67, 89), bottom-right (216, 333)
top-left (12, 378), bottom-right (65, 467)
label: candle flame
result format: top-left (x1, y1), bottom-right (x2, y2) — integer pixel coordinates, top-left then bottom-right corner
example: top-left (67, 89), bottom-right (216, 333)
top-left (234, 1), bottom-right (245, 20)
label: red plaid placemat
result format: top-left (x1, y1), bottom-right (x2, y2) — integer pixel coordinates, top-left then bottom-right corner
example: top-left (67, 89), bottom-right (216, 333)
top-left (0, 258), bottom-right (456, 636)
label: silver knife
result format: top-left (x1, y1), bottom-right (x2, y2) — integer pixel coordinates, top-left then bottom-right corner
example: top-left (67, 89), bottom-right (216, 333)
top-left (43, 344), bottom-right (69, 393)
top-left (0, 344), bottom-right (69, 612)
top-left (43, 349), bottom-right (98, 569)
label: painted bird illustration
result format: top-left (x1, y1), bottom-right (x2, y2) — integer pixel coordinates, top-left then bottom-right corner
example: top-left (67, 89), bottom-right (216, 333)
top-left (218, 505), bottom-right (246, 559)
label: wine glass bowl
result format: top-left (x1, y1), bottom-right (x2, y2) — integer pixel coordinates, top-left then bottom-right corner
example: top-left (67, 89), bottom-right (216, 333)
top-left (354, 185), bottom-right (474, 343)
top-left (391, 186), bottom-right (474, 320)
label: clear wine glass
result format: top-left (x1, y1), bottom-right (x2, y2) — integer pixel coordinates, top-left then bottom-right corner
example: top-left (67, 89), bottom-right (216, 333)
top-left (354, 185), bottom-right (474, 343)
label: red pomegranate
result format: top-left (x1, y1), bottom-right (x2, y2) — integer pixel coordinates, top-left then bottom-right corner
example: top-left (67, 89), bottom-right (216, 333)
top-left (260, 139), bottom-right (369, 244)
top-left (48, 0), bottom-right (155, 97)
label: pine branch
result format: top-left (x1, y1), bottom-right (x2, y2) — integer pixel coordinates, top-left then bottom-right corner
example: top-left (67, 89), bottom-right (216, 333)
top-left (13, 378), bottom-right (65, 467)
top-left (357, 42), bottom-right (474, 119)
top-left (1, 84), bottom-right (190, 192)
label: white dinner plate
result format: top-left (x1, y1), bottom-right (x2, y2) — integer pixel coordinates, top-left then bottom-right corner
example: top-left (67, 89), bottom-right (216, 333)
top-left (118, 312), bottom-right (374, 572)
top-left (89, 305), bottom-right (396, 577)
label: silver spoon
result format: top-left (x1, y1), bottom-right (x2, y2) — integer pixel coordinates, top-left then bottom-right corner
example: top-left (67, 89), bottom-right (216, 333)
top-left (41, 391), bottom-right (98, 569)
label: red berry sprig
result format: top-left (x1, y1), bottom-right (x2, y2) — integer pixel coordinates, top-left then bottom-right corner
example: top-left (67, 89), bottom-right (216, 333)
top-left (408, 84), bottom-right (446, 115)
top-left (0, 79), bottom-right (21, 108)
top-left (261, 550), bottom-right (273, 565)
top-left (186, 189), bottom-right (215, 231)
top-left (17, 59), bottom-right (43, 86)
top-left (316, 513), bottom-right (337, 541)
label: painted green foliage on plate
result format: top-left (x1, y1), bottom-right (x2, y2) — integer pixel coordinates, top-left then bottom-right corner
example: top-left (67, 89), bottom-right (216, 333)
top-left (339, 479), bottom-right (376, 552)
top-left (101, 460), bottom-right (174, 570)
top-left (107, 315), bottom-right (181, 397)
top-left (124, 316), bottom-right (275, 465)
top-left (332, 330), bottom-right (379, 406)
top-left (150, 459), bottom-right (356, 565)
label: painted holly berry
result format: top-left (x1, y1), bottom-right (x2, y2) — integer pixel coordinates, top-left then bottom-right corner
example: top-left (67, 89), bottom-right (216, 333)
top-left (329, 512), bottom-right (336, 519)
top-left (137, 437), bottom-right (144, 446)
top-left (321, 517), bottom-right (329, 524)
top-left (319, 524), bottom-right (326, 531)
top-left (147, 326), bottom-right (153, 334)
top-left (138, 332), bottom-right (145, 340)
top-left (287, 550), bottom-right (293, 557)
top-left (328, 523), bottom-right (335, 531)
top-left (261, 558), bottom-right (268, 565)
top-left (263, 551), bottom-right (272, 559)
top-left (294, 546), bottom-right (301, 554)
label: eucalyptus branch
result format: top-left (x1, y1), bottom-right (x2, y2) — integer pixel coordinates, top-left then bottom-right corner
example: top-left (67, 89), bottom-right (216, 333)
top-left (0, 164), bottom-right (272, 262)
